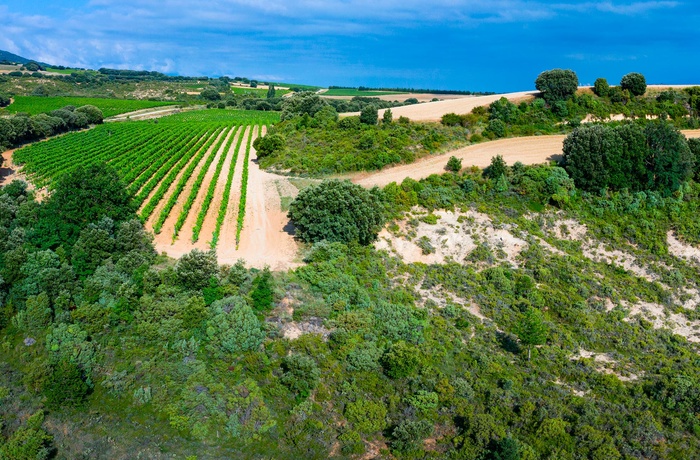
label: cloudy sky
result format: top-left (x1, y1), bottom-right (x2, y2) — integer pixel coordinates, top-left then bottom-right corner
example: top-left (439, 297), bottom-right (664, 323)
top-left (1, 1), bottom-right (698, 92)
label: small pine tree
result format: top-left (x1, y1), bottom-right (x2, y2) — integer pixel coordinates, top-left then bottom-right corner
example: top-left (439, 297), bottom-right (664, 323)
top-left (267, 84), bottom-right (276, 99)
top-left (360, 105), bottom-right (378, 125)
top-left (382, 108), bottom-right (393, 124)
top-left (446, 156), bottom-right (462, 172)
top-left (516, 307), bottom-right (547, 360)
top-left (485, 155), bottom-right (508, 180)
top-left (251, 267), bottom-right (273, 312)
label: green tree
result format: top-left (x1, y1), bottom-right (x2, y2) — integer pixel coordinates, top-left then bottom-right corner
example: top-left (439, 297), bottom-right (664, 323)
top-left (0, 411), bottom-right (52, 460)
top-left (562, 124), bottom-right (621, 192)
top-left (620, 72), bottom-right (647, 96)
top-left (446, 156), bottom-right (462, 172)
top-left (360, 104), bottom-right (378, 125)
top-left (345, 399), bottom-right (387, 433)
top-left (43, 359), bottom-right (91, 409)
top-left (199, 88), bottom-right (221, 101)
top-left (206, 296), bottom-right (264, 354)
top-left (484, 155), bottom-right (508, 180)
top-left (688, 138), bottom-right (700, 181)
top-left (516, 307), bottom-right (547, 360)
top-left (32, 163), bottom-right (135, 249)
top-left (280, 92), bottom-right (328, 121)
top-left (593, 78), bottom-right (610, 97)
top-left (280, 354), bottom-right (320, 399)
top-left (391, 419), bottom-right (433, 453)
top-left (0, 93), bottom-right (10, 108)
top-left (535, 69), bottom-right (579, 103)
top-left (288, 180), bottom-right (385, 245)
top-left (253, 133), bottom-right (285, 158)
top-left (75, 105), bottom-right (104, 124)
top-left (266, 84), bottom-right (276, 99)
top-left (644, 121), bottom-right (694, 195)
top-left (381, 341), bottom-right (420, 378)
top-left (176, 249), bottom-right (218, 291)
top-left (250, 267), bottom-right (273, 312)
top-left (382, 108), bottom-right (393, 124)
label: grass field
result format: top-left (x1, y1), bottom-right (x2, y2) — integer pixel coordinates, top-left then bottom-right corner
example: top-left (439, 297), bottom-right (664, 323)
top-left (3, 96), bottom-right (179, 117)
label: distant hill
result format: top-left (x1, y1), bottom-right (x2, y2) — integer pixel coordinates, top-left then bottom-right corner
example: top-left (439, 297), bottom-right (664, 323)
top-left (0, 49), bottom-right (50, 67)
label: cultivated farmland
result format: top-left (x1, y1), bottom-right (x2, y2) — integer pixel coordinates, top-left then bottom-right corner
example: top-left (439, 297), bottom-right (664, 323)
top-left (2, 95), bottom-right (179, 117)
top-left (13, 109), bottom-right (282, 259)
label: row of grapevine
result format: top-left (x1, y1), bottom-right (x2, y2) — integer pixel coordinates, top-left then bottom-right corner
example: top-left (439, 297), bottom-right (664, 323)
top-left (171, 126), bottom-right (238, 240)
top-left (191, 126), bottom-right (240, 242)
top-left (150, 127), bottom-right (226, 233)
top-left (235, 126), bottom-right (257, 248)
top-left (210, 126), bottom-right (249, 248)
top-left (132, 125), bottom-right (212, 206)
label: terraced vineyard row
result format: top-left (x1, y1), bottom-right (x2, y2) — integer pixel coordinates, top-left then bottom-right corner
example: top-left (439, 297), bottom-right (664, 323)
top-left (13, 109), bottom-right (277, 250)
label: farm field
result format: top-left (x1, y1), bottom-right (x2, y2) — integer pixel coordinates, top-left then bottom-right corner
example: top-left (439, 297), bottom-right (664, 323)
top-left (12, 109), bottom-right (287, 263)
top-left (2, 95), bottom-right (179, 117)
top-left (322, 88), bottom-right (403, 97)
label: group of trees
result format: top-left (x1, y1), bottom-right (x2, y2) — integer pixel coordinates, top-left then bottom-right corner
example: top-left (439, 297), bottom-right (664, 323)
top-left (594, 72), bottom-right (647, 101)
top-left (0, 104), bottom-right (103, 150)
top-left (563, 121), bottom-right (694, 195)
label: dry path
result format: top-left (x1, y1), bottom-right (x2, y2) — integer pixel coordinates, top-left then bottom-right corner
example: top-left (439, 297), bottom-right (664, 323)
top-left (353, 129), bottom-right (700, 188)
top-left (344, 90), bottom-right (538, 122)
top-left (106, 105), bottom-right (204, 122)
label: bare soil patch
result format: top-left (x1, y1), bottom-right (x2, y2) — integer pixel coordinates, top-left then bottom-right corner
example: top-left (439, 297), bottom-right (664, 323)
top-left (667, 231), bottom-right (700, 266)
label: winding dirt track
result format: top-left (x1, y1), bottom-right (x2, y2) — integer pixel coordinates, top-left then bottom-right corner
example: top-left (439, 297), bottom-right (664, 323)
top-left (352, 129), bottom-right (700, 188)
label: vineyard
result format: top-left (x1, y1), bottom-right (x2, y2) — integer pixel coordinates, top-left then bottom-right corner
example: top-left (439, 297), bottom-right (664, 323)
top-left (13, 109), bottom-right (280, 251)
top-left (2, 96), bottom-right (180, 117)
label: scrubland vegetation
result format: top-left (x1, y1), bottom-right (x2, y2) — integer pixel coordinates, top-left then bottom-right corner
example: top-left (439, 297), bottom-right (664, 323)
top-left (2, 65), bottom-right (700, 459)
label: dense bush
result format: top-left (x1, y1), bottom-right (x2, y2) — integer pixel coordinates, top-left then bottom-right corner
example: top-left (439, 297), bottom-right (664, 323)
top-left (593, 78), bottom-right (610, 97)
top-left (206, 296), bottom-right (264, 354)
top-left (535, 69), bottom-right (579, 103)
top-left (563, 121), bottom-right (693, 195)
top-left (288, 180), bottom-right (385, 245)
top-left (360, 104), bottom-right (378, 125)
top-left (620, 72), bottom-right (647, 96)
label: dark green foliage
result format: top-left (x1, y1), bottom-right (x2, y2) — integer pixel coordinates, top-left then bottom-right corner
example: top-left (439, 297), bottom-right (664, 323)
top-left (206, 296), bottom-right (264, 354)
top-left (199, 88), bottom-right (221, 101)
top-left (345, 399), bottom-right (387, 433)
top-left (593, 78), bottom-right (610, 97)
top-left (288, 180), bottom-right (385, 245)
top-left (360, 104), bottom-right (378, 125)
top-left (280, 92), bottom-right (328, 121)
top-left (74, 104), bottom-right (103, 124)
top-left (391, 420), bottom-right (433, 453)
top-left (266, 84), bottom-right (276, 99)
top-left (689, 138), bottom-right (700, 180)
top-left (446, 155), bottom-right (462, 172)
top-left (485, 119), bottom-right (506, 138)
top-left (253, 133), bottom-right (285, 158)
top-left (563, 122), bottom-right (693, 195)
top-left (620, 72), bottom-right (647, 96)
top-left (32, 163), bottom-right (135, 249)
top-left (515, 306), bottom-right (547, 360)
top-left (0, 411), bottom-right (53, 460)
top-left (175, 249), bottom-right (218, 291)
top-left (381, 341), bottom-right (420, 378)
top-left (250, 267), bottom-right (273, 312)
top-left (43, 359), bottom-right (91, 410)
top-left (280, 354), bottom-right (320, 399)
top-left (535, 69), bottom-right (579, 103)
top-left (484, 155), bottom-right (507, 180)
top-left (382, 108), bottom-right (393, 124)
top-left (0, 93), bottom-right (10, 107)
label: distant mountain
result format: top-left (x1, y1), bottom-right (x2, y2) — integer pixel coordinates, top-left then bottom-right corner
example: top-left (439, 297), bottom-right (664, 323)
top-left (0, 49), bottom-right (50, 67)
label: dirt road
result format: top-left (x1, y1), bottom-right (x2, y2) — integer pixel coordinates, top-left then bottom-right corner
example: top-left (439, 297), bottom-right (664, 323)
top-left (352, 129), bottom-right (700, 188)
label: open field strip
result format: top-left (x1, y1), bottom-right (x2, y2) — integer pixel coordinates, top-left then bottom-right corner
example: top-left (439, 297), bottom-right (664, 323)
top-left (235, 125), bottom-right (257, 247)
top-left (3, 95), bottom-right (179, 117)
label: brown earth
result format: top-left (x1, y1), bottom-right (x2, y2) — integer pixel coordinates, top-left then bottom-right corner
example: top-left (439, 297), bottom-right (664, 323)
top-left (322, 93), bottom-right (471, 102)
top-left (106, 105), bottom-right (202, 122)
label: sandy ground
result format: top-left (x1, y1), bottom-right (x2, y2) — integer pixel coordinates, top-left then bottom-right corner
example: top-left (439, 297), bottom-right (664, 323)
top-left (343, 90), bottom-right (538, 121)
top-left (323, 93), bottom-right (471, 103)
top-left (667, 231), bottom-right (700, 266)
top-left (352, 135), bottom-right (566, 188)
top-left (352, 129), bottom-right (700, 188)
top-left (0, 148), bottom-right (47, 200)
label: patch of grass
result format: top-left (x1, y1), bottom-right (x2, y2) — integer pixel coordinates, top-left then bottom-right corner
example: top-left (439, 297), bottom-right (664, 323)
top-left (4, 96), bottom-right (178, 117)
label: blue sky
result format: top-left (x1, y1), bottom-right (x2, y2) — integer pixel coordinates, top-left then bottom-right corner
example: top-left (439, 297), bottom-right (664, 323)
top-left (1, 1), bottom-right (698, 92)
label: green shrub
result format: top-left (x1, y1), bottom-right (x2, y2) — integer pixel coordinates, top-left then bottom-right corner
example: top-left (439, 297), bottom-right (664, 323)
top-left (391, 419), bottom-right (433, 453)
top-left (43, 360), bottom-right (91, 410)
top-left (620, 72), bottom-right (647, 96)
top-left (0, 411), bottom-right (53, 460)
top-left (535, 69), bottom-right (579, 103)
top-left (345, 399), bottom-right (387, 433)
top-left (381, 341), bottom-right (420, 379)
top-left (446, 155), bottom-right (462, 172)
top-left (288, 180), bottom-right (385, 245)
top-left (206, 296), bottom-right (264, 354)
top-left (593, 78), bottom-right (610, 97)
top-left (281, 354), bottom-right (321, 399)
